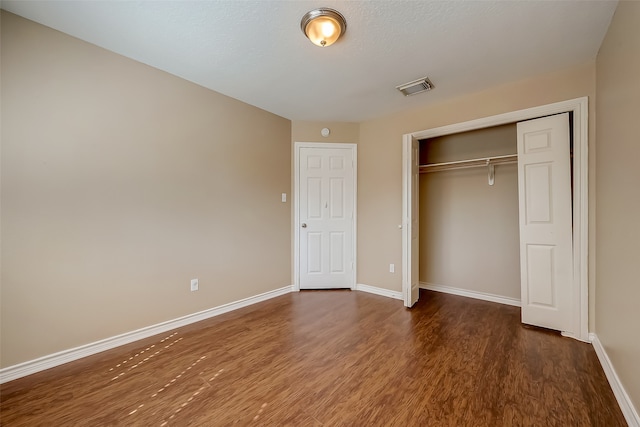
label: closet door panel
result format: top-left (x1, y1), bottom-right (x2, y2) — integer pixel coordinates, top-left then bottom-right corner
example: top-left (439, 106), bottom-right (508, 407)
top-left (524, 163), bottom-right (553, 224)
top-left (517, 113), bottom-right (573, 333)
top-left (402, 135), bottom-right (420, 307)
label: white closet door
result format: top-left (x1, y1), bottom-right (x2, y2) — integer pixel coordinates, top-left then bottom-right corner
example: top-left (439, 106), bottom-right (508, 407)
top-left (517, 113), bottom-right (573, 332)
top-left (403, 135), bottom-right (420, 307)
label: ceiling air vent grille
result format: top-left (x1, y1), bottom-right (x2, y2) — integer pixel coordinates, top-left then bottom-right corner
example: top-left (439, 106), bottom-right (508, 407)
top-left (396, 77), bottom-right (434, 96)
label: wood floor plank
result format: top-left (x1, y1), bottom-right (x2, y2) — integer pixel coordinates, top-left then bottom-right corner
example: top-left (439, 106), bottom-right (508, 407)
top-left (0, 289), bottom-right (627, 426)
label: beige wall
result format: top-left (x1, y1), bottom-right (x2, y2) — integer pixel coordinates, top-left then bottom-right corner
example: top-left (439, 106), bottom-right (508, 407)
top-left (0, 12), bottom-right (291, 367)
top-left (419, 125), bottom-right (520, 299)
top-left (358, 61), bottom-right (596, 328)
top-left (595, 0), bottom-right (640, 413)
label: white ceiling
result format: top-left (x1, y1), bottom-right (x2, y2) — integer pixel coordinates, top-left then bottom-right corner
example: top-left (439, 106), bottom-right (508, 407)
top-left (1, 0), bottom-right (618, 122)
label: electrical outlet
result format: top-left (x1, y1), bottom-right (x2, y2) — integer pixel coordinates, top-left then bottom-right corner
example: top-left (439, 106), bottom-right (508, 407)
top-left (389, 264), bottom-right (395, 273)
top-left (190, 278), bottom-right (199, 292)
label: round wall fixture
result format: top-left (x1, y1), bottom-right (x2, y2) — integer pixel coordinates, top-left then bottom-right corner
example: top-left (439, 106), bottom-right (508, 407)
top-left (301, 8), bottom-right (347, 47)
top-left (321, 128), bottom-right (330, 137)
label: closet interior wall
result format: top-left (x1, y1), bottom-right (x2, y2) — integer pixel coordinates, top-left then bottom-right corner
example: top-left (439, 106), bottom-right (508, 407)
top-left (419, 124), bottom-right (521, 300)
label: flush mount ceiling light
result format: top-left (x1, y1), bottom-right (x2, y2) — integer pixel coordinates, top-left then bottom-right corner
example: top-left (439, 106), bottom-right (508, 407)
top-left (396, 77), bottom-right (435, 96)
top-left (300, 8), bottom-right (347, 47)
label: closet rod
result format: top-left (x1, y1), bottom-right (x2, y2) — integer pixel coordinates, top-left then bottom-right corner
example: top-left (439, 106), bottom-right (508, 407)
top-left (419, 154), bottom-right (517, 174)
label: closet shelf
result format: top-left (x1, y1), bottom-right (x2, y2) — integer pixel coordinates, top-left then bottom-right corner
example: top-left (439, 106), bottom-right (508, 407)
top-left (419, 154), bottom-right (518, 174)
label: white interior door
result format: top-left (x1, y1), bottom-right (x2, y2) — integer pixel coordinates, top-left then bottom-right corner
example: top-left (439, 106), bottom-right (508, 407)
top-left (299, 146), bottom-right (355, 289)
top-left (403, 135), bottom-right (420, 307)
top-left (517, 113), bottom-right (573, 332)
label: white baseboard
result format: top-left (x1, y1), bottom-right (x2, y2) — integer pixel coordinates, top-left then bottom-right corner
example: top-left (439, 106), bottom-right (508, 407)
top-left (0, 285), bottom-right (294, 384)
top-left (590, 333), bottom-right (640, 426)
top-left (419, 282), bottom-right (521, 307)
top-left (356, 283), bottom-right (403, 300)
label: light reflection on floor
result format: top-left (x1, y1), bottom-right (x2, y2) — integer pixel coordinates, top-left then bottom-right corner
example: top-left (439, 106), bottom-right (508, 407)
top-left (159, 367), bottom-right (224, 426)
top-left (101, 328), bottom-right (277, 424)
top-left (108, 332), bottom-right (182, 382)
top-left (252, 402), bottom-right (268, 422)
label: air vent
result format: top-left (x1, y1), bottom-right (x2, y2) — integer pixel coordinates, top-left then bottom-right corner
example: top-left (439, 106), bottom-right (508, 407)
top-left (396, 77), bottom-right (434, 96)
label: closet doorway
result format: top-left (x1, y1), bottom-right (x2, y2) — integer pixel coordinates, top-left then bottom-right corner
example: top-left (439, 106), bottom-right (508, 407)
top-left (419, 123), bottom-right (521, 308)
top-left (402, 97), bottom-right (589, 341)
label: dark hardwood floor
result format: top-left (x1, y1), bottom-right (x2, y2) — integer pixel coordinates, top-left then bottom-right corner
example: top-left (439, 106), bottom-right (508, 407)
top-left (0, 290), bottom-right (626, 426)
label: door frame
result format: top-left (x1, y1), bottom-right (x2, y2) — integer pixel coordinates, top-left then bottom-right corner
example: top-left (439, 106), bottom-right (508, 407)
top-left (401, 97), bottom-right (589, 341)
top-left (293, 142), bottom-right (358, 292)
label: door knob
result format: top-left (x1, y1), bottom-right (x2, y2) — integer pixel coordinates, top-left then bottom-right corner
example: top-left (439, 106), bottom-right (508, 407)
top-left (301, 223), bottom-right (307, 228)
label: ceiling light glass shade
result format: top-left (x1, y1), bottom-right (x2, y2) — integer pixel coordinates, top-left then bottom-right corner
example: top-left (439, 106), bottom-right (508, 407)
top-left (301, 8), bottom-right (347, 47)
